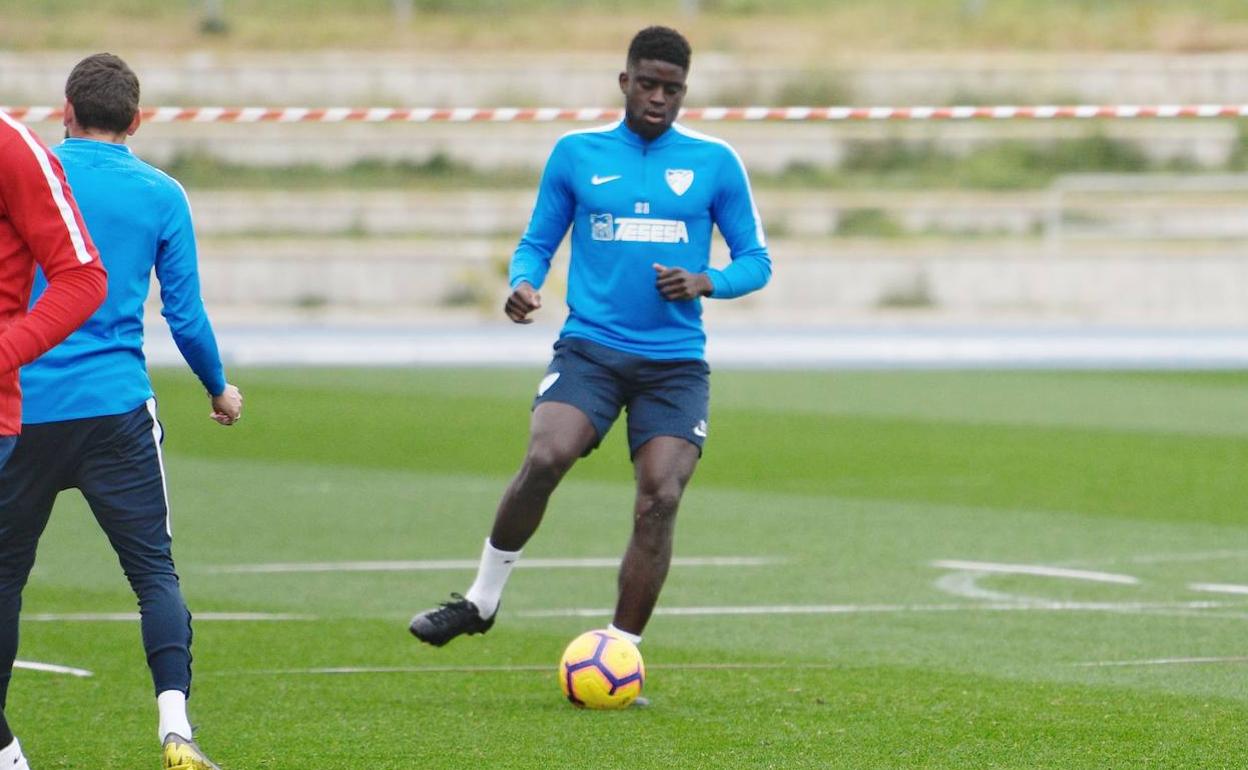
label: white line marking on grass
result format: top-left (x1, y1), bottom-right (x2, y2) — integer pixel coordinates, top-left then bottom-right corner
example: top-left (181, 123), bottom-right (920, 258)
top-left (1074, 656), bottom-right (1248, 668)
top-left (24, 612), bottom-right (314, 622)
top-left (13, 660), bottom-right (93, 677)
top-left (228, 665), bottom-right (549, 676)
top-left (515, 600), bottom-right (1225, 619)
top-left (1124, 608), bottom-right (1248, 622)
top-left (932, 560), bottom-right (1140, 584)
top-left (202, 556), bottom-right (783, 574)
top-left (934, 571), bottom-right (1026, 603)
top-left (207, 662), bottom-right (845, 677)
top-left (1124, 550), bottom-right (1248, 565)
top-left (1189, 582), bottom-right (1248, 595)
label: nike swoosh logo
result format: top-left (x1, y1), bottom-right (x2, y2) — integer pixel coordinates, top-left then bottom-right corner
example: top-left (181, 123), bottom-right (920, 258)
top-left (591, 174), bottom-right (622, 185)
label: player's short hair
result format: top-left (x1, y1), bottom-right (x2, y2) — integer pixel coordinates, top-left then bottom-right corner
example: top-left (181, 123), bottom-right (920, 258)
top-left (627, 26), bottom-right (692, 72)
top-left (65, 53), bottom-right (140, 134)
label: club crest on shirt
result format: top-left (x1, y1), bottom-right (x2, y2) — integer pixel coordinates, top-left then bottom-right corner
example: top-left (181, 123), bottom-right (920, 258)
top-left (665, 168), bottom-right (694, 196)
top-left (590, 213), bottom-right (614, 241)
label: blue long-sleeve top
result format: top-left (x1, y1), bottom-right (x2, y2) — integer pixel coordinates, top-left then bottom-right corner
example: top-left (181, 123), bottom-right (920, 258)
top-left (510, 120), bottom-right (771, 360)
top-left (21, 138), bottom-right (225, 423)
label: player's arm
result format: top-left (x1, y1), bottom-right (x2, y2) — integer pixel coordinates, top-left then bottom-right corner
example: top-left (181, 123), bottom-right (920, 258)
top-left (655, 149), bottom-right (770, 302)
top-left (0, 125), bottom-right (107, 374)
top-left (506, 140), bottom-right (575, 323)
top-left (703, 148), bottom-right (772, 299)
top-left (652, 262), bottom-right (713, 301)
top-left (154, 182), bottom-right (240, 426)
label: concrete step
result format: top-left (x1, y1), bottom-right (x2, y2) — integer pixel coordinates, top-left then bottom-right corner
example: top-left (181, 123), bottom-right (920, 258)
top-left (192, 236), bottom-right (1248, 325)
top-left (9, 51), bottom-right (1248, 105)
top-left (183, 188), bottom-right (1248, 240)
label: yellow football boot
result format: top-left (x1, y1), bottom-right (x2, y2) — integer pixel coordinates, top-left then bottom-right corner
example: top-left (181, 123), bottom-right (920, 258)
top-left (161, 733), bottom-right (221, 770)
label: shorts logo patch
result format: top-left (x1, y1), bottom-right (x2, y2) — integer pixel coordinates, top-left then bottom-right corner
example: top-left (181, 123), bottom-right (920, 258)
top-left (693, 420), bottom-right (708, 438)
top-left (537, 372), bottom-right (560, 396)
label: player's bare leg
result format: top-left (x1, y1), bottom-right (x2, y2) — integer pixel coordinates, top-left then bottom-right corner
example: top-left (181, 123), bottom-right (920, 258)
top-left (488, 402), bottom-right (598, 550)
top-left (612, 436), bottom-right (699, 636)
top-left (410, 401), bottom-right (597, 646)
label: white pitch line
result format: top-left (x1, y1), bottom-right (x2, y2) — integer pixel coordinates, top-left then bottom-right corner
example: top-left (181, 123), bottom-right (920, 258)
top-left (13, 660), bottom-right (93, 678)
top-left (230, 665), bottom-right (548, 676)
top-left (1189, 582), bottom-right (1248, 595)
top-left (932, 560), bottom-right (1140, 585)
top-left (516, 600), bottom-right (1225, 619)
top-left (202, 556), bottom-right (783, 575)
top-left (24, 612), bottom-right (314, 622)
top-left (1074, 656), bottom-right (1248, 668)
top-left (209, 662), bottom-right (844, 677)
top-left (1124, 549), bottom-right (1248, 565)
top-left (934, 571), bottom-right (1024, 603)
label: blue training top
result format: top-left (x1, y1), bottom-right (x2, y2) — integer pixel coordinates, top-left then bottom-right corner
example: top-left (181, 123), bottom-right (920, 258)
top-left (510, 120), bottom-right (771, 360)
top-left (21, 138), bottom-right (225, 424)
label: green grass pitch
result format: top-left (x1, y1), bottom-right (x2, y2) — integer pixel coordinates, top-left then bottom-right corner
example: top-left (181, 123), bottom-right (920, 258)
top-left (9, 367), bottom-right (1248, 768)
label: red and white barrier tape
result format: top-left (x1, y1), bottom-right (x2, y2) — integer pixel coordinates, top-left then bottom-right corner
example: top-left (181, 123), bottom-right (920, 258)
top-left (5, 105), bottom-right (1248, 123)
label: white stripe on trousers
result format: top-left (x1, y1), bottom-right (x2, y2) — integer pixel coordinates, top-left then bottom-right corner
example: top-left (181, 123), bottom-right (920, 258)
top-left (144, 398), bottom-right (172, 536)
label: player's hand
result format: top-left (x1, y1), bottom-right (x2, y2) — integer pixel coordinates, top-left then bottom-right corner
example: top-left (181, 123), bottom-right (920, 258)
top-left (653, 263), bottom-right (713, 301)
top-left (505, 281), bottom-right (542, 324)
top-left (210, 383), bottom-right (243, 426)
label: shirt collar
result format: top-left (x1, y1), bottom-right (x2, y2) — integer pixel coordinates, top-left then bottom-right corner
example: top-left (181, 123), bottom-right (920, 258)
top-left (614, 119), bottom-right (677, 149)
top-left (59, 137), bottom-right (134, 155)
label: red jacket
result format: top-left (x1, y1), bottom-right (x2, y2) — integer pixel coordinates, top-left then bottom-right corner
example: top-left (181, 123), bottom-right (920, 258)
top-left (0, 112), bottom-right (108, 435)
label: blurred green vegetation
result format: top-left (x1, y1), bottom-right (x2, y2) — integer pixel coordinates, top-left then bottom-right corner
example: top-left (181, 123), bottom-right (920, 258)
top-left (163, 131), bottom-right (1220, 192)
top-left (774, 132), bottom-right (1200, 191)
top-left (163, 152), bottom-right (538, 190)
top-left (4, 0), bottom-right (1248, 52)
top-left (1227, 129), bottom-right (1248, 171)
top-left (829, 133), bottom-right (1163, 190)
top-left (834, 207), bottom-right (904, 237)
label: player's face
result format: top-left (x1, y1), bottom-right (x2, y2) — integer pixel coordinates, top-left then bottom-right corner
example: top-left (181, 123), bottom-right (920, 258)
top-left (620, 58), bottom-right (687, 140)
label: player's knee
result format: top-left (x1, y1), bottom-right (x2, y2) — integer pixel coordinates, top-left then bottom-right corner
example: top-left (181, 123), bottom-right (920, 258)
top-left (121, 562), bottom-right (179, 592)
top-left (635, 483), bottom-right (683, 522)
top-left (522, 444), bottom-right (576, 487)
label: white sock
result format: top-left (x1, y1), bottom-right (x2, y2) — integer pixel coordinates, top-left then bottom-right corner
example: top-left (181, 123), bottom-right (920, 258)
top-left (608, 624), bottom-right (643, 646)
top-left (463, 538), bottom-right (521, 619)
top-left (157, 689), bottom-right (193, 742)
top-left (0, 737), bottom-right (27, 769)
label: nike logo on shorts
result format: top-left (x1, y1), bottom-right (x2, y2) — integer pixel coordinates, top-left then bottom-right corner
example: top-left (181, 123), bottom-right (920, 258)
top-left (538, 372), bottom-right (560, 396)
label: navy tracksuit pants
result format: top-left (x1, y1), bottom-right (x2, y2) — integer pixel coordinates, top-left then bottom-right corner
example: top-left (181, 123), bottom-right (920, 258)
top-left (0, 401), bottom-right (192, 706)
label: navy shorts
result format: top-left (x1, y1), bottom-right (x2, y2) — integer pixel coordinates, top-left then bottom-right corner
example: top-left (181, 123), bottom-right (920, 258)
top-left (534, 336), bottom-right (710, 457)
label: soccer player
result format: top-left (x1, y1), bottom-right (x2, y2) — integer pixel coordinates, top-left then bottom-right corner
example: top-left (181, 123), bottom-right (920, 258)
top-left (0, 103), bottom-right (109, 770)
top-left (0, 54), bottom-right (241, 770)
top-left (410, 27), bottom-right (771, 654)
